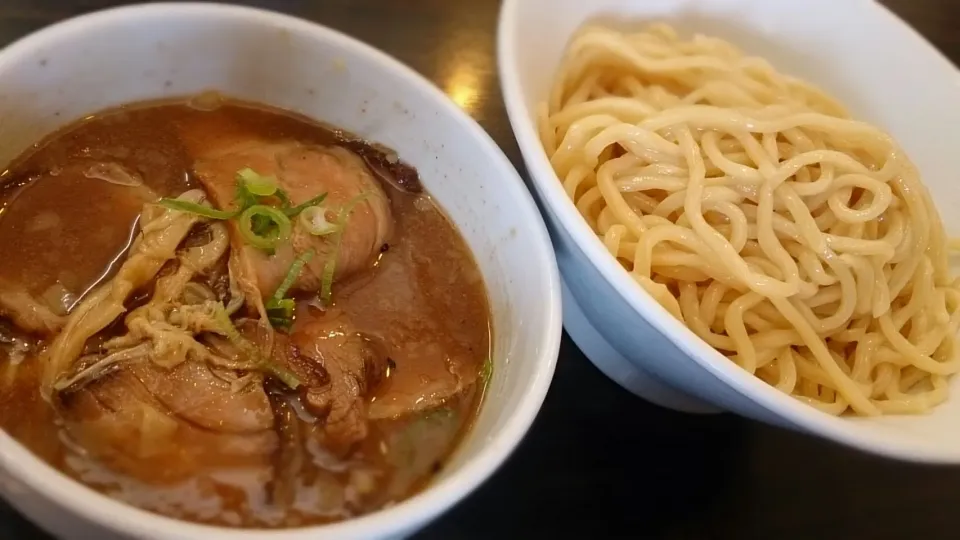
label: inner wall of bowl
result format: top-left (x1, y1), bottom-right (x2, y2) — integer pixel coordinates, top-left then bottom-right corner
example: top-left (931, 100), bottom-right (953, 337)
top-left (0, 7), bottom-right (541, 477)
top-left (506, 0), bottom-right (960, 454)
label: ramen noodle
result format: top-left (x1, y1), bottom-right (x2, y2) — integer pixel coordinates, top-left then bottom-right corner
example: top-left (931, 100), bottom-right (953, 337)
top-left (538, 23), bottom-right (960, 416)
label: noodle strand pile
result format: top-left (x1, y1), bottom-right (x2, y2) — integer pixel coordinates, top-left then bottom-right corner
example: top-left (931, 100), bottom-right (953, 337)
top-left (539, 23), bottom-right (960, 416)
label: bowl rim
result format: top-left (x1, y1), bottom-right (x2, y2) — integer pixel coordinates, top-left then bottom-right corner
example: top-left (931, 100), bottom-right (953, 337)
top-left (0, 2), bottom-right (563, 538)
top-left (497, 0), bottom-right (960, 463)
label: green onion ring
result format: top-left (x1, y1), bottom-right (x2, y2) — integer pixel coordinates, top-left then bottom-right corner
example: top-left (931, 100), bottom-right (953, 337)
top-left (238, 204), bottom-right (292, 250)
top-left (237, 168), bottom-right (278, 196)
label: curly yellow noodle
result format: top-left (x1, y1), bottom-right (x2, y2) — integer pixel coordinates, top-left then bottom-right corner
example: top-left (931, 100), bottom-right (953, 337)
top-left (540, 23), bottom-right (960, 416)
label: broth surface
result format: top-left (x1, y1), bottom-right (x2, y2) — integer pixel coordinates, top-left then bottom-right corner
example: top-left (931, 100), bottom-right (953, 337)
top-left (0, 99), bottom-right (490, 527)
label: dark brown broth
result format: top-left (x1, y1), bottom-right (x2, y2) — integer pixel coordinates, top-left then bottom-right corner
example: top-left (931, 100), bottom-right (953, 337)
top-left (0, 99), bottom-right (490, 527)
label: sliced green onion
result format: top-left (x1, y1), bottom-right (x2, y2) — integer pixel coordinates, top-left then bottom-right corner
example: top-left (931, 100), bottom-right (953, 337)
top-left (267, 297), bottom-right (295, 314)
top-left (250, 213), bottom-right (275, 235)
top-left (298, 206), bottom-right (338, 236)
top-left (265, 249), bottom-right (315, 330)
top-left (264, 361), bottom-right (302, 389)
top-left (213, 303), bottom-right (301, 389)
top-left (234, 179), bottom-right (259, 211)
top-left (238, 204), bottom-right (292, 250)
top-left (270, 249), bottom-right (315, 304)
top-left (267, 300), bottom-right (296, 331)
top-left (213, 303), bottom-right (248, 350)
top-left (158, 198), bottom-right (238, 220)
top-left (274, 188), bottom-right (292, 210)
top-left (237, 167), bottom-right (278, 196)
top-left (320, 193), bottom-right (370, 303)
top-left (320, 257), bottom-right (337, 305)
top-left (229, 166), bottom-right (326, 229)
top-left (285, 192), bottom-right (328, 217)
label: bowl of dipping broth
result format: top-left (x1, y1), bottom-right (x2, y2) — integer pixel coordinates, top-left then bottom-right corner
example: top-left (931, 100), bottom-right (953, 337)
top-left (0, 3), bottom-right (561, 539)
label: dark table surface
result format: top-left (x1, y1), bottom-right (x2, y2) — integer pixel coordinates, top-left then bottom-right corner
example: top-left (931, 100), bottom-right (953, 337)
top-left (1, 1), bottom-right (959, 539)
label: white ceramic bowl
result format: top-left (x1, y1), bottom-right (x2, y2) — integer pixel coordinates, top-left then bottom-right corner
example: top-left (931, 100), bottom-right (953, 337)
top-left (499, 0), bottom-right (960, 462)
top-left (0, 4), bottom-right (562, 539)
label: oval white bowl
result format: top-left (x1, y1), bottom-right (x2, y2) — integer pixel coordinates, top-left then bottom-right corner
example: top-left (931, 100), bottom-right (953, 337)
top-left (0, 3), bottom-right (562, 539)
top-left (498, 0), bottom-right (960, 462)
